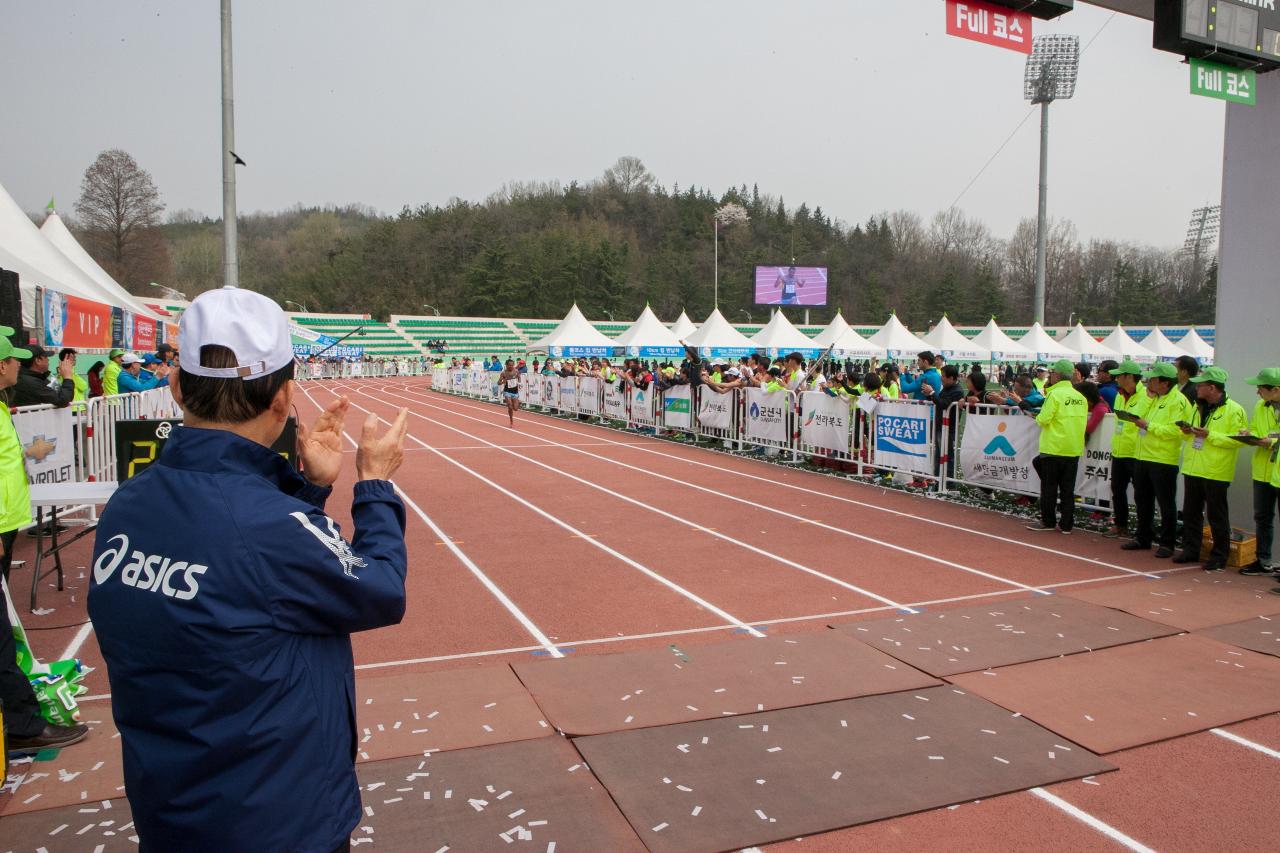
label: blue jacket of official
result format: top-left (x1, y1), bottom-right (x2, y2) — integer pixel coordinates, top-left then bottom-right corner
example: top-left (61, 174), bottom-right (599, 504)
top-left (87, 426), bottom-right (408, 852)
top-left (899, 367), bottom-right (941, 401)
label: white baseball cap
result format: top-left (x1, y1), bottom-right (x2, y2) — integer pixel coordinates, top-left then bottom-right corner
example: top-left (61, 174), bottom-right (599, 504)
top-left (120, 352), bottom-right (143, 366)
top-left (179, 286), bottom-right (294, 380)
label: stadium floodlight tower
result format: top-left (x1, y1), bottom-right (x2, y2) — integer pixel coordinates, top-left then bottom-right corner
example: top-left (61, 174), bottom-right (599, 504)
top-left (1024, 34), bottom-right (1079, 326)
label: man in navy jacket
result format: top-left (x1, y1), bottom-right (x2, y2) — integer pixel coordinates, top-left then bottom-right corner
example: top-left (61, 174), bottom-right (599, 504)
top-left (89, 286), bottom-right (410, 853)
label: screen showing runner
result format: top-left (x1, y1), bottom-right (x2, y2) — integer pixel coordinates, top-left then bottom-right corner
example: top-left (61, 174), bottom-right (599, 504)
top-left (754, 265), bottom-right (828, 306)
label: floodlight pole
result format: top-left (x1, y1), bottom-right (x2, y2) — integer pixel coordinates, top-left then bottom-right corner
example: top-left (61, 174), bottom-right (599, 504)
top-left (1033, 97), bottom-right (1050, 326)
top-left (221, 0), bottom-right (240, 289)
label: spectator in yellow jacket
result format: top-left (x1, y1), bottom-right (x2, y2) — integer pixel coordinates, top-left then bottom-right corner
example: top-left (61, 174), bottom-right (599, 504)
top-left (102, 347), bottom-right (124, 396)
top-left (1241, 367), bottom-right (1280, 576)
top-left (1123, 362), bottom-right (1194, 558)
top-left (1174, 367), bottom-right (1247, 571)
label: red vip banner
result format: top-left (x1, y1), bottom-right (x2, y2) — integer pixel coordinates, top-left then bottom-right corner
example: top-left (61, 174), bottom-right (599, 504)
top-left (945, 0), bottom-right (1032, 55)
top-left (43, 289), bottom-right (113, 349)
top-left (133, 315), bottom-right (157, 352)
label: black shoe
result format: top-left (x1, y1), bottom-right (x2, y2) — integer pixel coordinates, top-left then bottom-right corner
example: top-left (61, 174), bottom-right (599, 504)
top-left (1121, 541), bottom-right (1150, 551)
top-left (1154, 547), bottom-right (1174, 559)
top-left (1238, 561), bottom-right (1276, 576)
top-left (1171, 552), bottom-right (1200, 565)
top-left (1058, 527), bottom-right (1072, 535)
top-left (1025, 522), bottom-right (1057, 532)
top-left (1202, 561), bottom-right (1225, 573)
top-left (6, 722), bottom-right (89, 753)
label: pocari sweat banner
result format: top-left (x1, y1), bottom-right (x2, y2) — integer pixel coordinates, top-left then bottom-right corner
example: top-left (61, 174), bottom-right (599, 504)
top-left (873, 401), bottom-right (935, 475)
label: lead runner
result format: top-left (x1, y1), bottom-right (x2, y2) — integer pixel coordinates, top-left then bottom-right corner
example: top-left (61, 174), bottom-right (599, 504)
top-left (498, 357), bottom-right (521, 426)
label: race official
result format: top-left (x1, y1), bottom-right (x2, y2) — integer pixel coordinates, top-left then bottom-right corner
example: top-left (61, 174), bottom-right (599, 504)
top-left (102, 348), bottom-right (124, 396)
top-left (1027, 360), bottom-right (1087, 534)
top-left (1241, 368), bottom-right (1280, 576)
top-left (88, 288), bottom-right (411, 853)
top-left (1124, 362), bottom-right (1194, 558)
top-left (1106, 361), bottom-right (1151, 538)
top-left (1175, 367), bottom-right (1247, 570)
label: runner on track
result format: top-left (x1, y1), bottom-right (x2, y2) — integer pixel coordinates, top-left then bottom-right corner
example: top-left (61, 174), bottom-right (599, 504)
top-left (498, 358), bottom-right (521, 426)
top-left (775, 265), bottom-right (801, 305)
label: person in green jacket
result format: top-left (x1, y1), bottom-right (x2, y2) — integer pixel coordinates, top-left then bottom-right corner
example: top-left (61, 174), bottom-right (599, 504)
top-left (102, 347), bottom-right (124, 396)
top-left (1174, 367), bottom-right (1248, 571)
top-left (1238, 368), bottom-right (1280, 576)
top-left (1270, 436), bottom-right (1280, 595)
top-left (1124, 362), bottom-right (1195, 558)
top-left (1105, 360), bottom-right (1152, 538)
top-left (58, 348), bottom-right (88, 402)
top-left (1027, 359), bottom-right (1088, 534)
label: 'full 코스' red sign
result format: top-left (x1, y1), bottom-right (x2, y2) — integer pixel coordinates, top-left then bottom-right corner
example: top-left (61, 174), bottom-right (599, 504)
top-left (945, 0), bottom-right (1032, 55)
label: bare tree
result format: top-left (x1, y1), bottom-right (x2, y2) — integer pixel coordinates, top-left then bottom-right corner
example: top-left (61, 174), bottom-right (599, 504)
top-left (75, 149), bottom-right (169, 289)
top-left (602, 156), bottom-right (655, 195)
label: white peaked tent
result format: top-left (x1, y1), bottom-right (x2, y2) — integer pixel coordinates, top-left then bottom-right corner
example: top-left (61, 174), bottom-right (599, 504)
top-left (683, 307), bottom-right (757, 356)
top-left (829, 326), bottom-right (887, 359)
top-left (750, 310), bottom-right (820, 355)
top-left (1017, 323), bottom-right (1078, 361)
top-left (867, 313), bottom-right (930, 358)
top-left (612, 305), bottom-right (684, 357)
top-left (1177, 328), bottom-right (1215, 363)
top-left (1059, 323), bottom-right (1120, 362)
top-left (40, 211), bottom-right (161, 319)
top-left (810, 310), bottom-right (852, 347)
top-left (1099, 324), bottom-right (1156, 363)
top-left (921, 316), bottom-right (989, 361)
top-left (971, 319), bottom-right (1034, 361)
top-left (669, 310), bottom-right (697, 339)
top-left (528, 304), bottom-right (617, 356)
top-left (1138, 327), bottom-right (1188, 361)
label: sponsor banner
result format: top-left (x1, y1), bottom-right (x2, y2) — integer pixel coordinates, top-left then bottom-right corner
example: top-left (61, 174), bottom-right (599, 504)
top-left (799, 391), bottom-right (850, 454)
top-left (519, 375), bottom-right (531, 404)
top-left (549, 345), bottom-right (613, 358)
top-left (744, 388), bottom-right (789, 444)
top-left (450, 370), bottom-right (466, 391)
top-left (577, 377), bottom-right (600, 415)
top-left (540, 375), bottom-right (561, 409)
top-left (42, 289), bottom-right (112, 349)
top-left (164, 322), bottom-right (180, 345)
top-left (560, 378), bottom-right (578, 411)
top-left (698, 389), bottom-right (734, 430)
top-left (630, 386), bottom-right (656, 426)
top-left (133, 315), bottom-right (156, 353)
top-left (703, 346), bottom-right (756, 360)
top-left (958, 413), bottom-right (1040, 494)
top-left (873, 401), bottom-right (935, 475)
top-left (603, 381), bottom-right (626, 419)
top-left (1075, 414), bottom-right (1115, 503)
top-left (663, 385), bottom-right (692, 430)
top-left (13, 407), bottom-right (76, 485)
top-left (633, 346), bottom-right (685, 359)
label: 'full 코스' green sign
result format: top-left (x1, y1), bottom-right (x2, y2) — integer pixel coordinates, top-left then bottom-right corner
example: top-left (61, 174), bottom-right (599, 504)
top-left (1190, 57), bottom-right (1257, 105)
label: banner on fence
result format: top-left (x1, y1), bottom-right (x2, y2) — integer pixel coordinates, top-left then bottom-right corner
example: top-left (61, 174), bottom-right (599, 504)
top-left (874, 401), bottom-right (935, 475)
top-left (603, 381), bottom-right (626, 419)
top-left (451, 370), bottom-right (466, 392)
top-left (578, 377), bottom-right (600, 415)
top-left (560, 378), bottom-right (578, 411)
top-left (663, 385), bottom-right (692, 430)
top-left (1075, 415), bottom-right (1114, 502)
top-left (631, 386), bottom-right (656, 426)
top-left (799, 391), bottom-right (850, 454)
top-left (42, 289), bottom-right (113, 349)
top-left (957, 413), bottom-right (1039, 494)
top-left (12, 407), bottom-right (76, 485)
top-left (744, 388), bottom-right (788, 443)
top-left (698, 389), bottom-right (734, 430)
top-left (540, 375), bottom-right (560, 409)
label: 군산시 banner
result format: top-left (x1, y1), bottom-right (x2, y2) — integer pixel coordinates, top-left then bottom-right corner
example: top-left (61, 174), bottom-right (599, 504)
top-left (873, 401), bottom-right (935, 475)
top-left (744, 388), bottom-right (789, 444)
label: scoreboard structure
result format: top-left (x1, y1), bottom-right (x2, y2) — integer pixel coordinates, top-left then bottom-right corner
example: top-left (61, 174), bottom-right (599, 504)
top-left (1155, 0), bottom-right (1280, 70)
top-left (983, 1), bottom-right (1074, 19)
top-left (115, 418), bottom-right (299, 482)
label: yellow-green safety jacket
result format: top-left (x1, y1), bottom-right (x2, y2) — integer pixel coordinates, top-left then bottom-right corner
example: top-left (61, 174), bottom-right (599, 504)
top-left (1110, 389), bottom-right (1153, 460)
top-left (0, 407), bottom-right (32, 533)
top-left (1180, 396), bottom-right (1247, 482)
top-left (1136, 388), bottom-right (1195, 466)
top-left (103, 360), bottom-right (122, 396)
top-left (1035, 379), bottom-right (1087, 457)
top-left (1249, 399), bottom-right (1280, 482)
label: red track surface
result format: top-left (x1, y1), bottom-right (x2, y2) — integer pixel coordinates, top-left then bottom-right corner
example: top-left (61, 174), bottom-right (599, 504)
top-left (9, 376), bottom-right (1278, 851)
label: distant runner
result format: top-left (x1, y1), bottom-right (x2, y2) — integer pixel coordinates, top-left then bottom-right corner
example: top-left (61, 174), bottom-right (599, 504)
top-left (775, 265), bottom-right (801, 305)
top-left (498, 358), bottom-right (521, 426)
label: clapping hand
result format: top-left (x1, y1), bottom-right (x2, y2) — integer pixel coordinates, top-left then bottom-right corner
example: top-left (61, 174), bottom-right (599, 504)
top-left (298, 395), bottom-right (350, 487)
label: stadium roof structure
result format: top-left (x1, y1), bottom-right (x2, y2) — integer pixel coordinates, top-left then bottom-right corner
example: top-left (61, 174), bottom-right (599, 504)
top-left (1059, 323), bottom-right (1121, 362)
top-left (750, 309), bottom-right (820, 356)
top-left (1098, 324), bottom-right (1157, 363)
top-left (971, 319), bottom-right (1035, 362)
top-left (921, 316), bottom-right (990, 362)
top-left (40, 211), bottom-right (161, 320)
top-left (867, 313), bottom-right (931, 358)
top-left (1018, 322), bottom-right (1078, 361)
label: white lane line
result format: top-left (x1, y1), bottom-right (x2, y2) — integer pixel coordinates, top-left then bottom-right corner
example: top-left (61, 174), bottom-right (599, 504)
top-left (341, 382), bottom-right (918, 614)
top-left (1029, 788), bottom-right (1158, 853)
top-left (1211, 727), bottom-right (1280, 759)
top-left (413, 385), bottom-right (1161, 580)
top-left (374, 383), bottom-right (1045, 598)
top-left (59, 621), bottom-right (96, 662)
top-left (298, 386), bottom-right (563, 657)
top-left (314, 385), bottom-right (765, 638)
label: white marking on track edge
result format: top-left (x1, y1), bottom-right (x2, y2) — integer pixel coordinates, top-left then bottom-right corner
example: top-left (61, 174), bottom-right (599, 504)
top-left (374, 383), bottom-right (1043, 598)
top-left (316, 385), bottom-right (765, 637)
top-left (60, 621), bottom-right (96, 662)
top-left (1211, 727), bottom-right (1280, 759)
top-left (344, 383), bottom-right (917, 613)
top-left (1029, 788), bottom-right (1157, 853)
top-left (412, 384), bottom-right (1160, 580)
top-left (298, 387), bottom-right (563, 657)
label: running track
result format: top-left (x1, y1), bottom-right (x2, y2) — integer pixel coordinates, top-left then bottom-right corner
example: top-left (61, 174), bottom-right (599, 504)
top-left (13, 376), bottom-right (1277, 851)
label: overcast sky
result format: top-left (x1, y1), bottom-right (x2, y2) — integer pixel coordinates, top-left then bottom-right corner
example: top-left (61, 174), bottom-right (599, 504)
top-left (3, 1), bottom-right (1224, 248)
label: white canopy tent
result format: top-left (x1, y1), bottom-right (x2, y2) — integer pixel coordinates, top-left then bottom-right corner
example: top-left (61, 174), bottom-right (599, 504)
top-left (867, 313), bottom-right (930, 359)
top-left (1137, 327), bottom-right (1188, 361)
top-left (750, 310), bottom-right (821, 356)
top-left (1059, 323), bottom-right (1121, 362)
top-left (921, 316), bottom-right (990, 361)
top-left (829, 326), bottom-right (887, 359)
top-left (1017, 323), bottom-right (1078, 362)
top-left (970, 319), bottom-right (1034, 362)
top-left (669, 310), bottom-right (697, 339)
top-left (683, 308), bottom-right (757, 357)
top-left (611, 305), bottom-right (685, 358)
top-left (810, 310), bottom-right (852, 347)
top-left (1098, 324), bottom-right (1156, 363)
top-left (40, 211), bottom-right (162, 320)
top-left (527, 303), bottom-right (617, 357)
top-left (1177, 328), bottom-right (1215, 363)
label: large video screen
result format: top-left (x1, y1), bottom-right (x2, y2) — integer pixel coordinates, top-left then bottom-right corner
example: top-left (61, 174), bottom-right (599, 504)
top-left (754, 265), bottom-right (828, 307)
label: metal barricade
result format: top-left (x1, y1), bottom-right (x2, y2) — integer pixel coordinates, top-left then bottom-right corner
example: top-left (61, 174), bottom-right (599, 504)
top-left (694, 386), bottom-right (739, 447)
top-left (864, 398), bottom-right (940, 484)
top-left (795, 390), bottom-right (856, 465)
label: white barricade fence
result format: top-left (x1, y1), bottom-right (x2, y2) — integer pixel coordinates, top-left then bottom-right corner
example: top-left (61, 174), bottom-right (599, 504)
top-left (954, 406), bottom-right (1040, 495)
top-left (577, 377), bottom-right (602, 416)
top-left (743, 388), bottom-right (793, 451)
top-left (539, 375), bottom-right (561, 411)
top-left (1076, 415), bottom-right (1115, 503)
top-left (431, 367), bottom-right (447, 387)
top-left (11, 405), bottom-right (76, 486)
top-left (662, 385), bottom-right (693, 432)
top-left (450, 369), bottom-right (466, 393)
top-left (602, 380), bottom-right (627, 420)
top-left (695, 387), bottom-right (737, 443)
top-left (559, 377), bottom-right (578, 411)
top-left (628, 384), bottom-right (657, 428)
top-left (797, 391), bottom-right (853, 460)
top-left (869, 398), bottom-right (937, 478)
top-left (519, 374), bottom-right (532, 405)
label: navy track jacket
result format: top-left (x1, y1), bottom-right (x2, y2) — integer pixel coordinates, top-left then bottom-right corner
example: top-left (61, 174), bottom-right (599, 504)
top-left (88, 426), bottom-right (408, 852)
